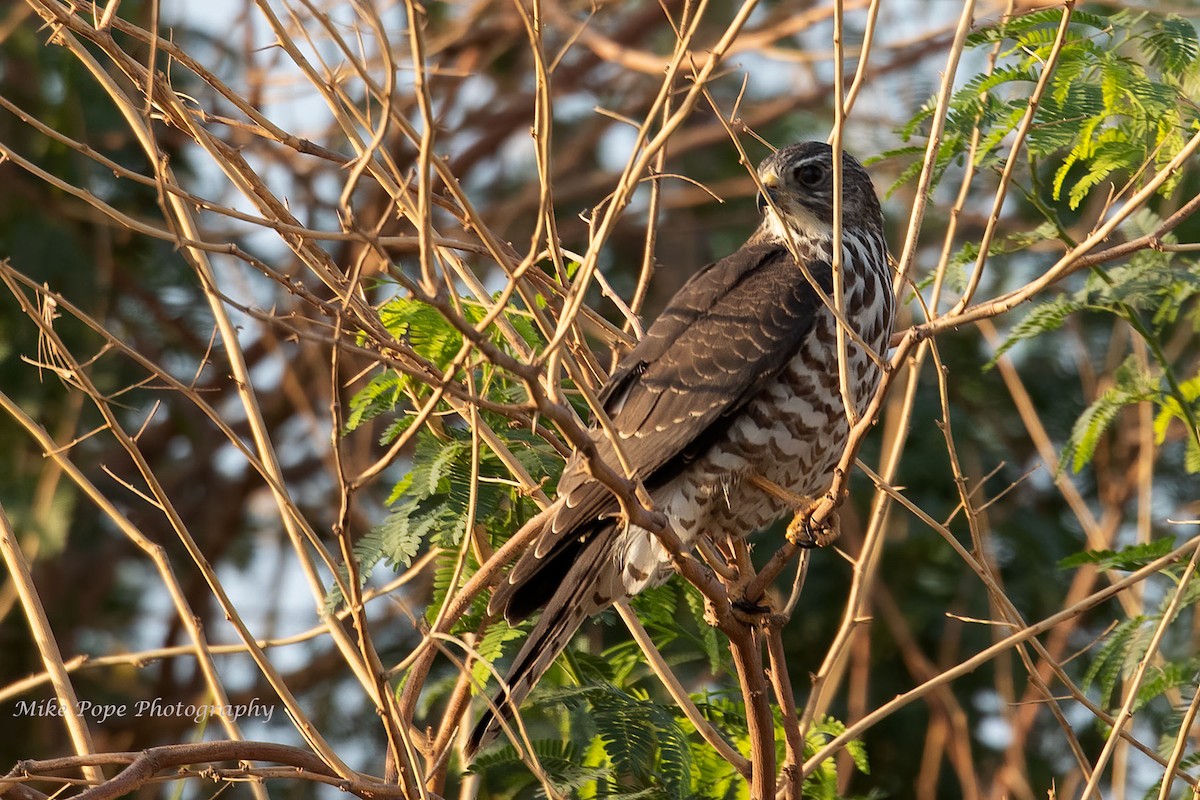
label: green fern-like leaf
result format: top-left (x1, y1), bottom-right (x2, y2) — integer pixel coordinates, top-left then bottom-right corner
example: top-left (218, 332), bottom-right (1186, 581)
top-left (596, 694), bottom-right (658, 778)
top-left (801, 716), bottom-right (870, 799)
top-left (654, 704), bottom-right (695, 800)
top-left (325, 495), bottom-right (450, 611)
top-left (344, 370), bottom-right (406, 433)
top-left (1184, 436), bottom-right (1200, 473)
top-left (428, 553), bottom-right (487, 631)
top-left (1082, 615), bottom-right (1149, 707)
top-left (470, 739), bottom-right (610, 793)
top-left (1058, 538), bottom-right (1175, 570)
top-left (900, 7), bottom-right (1200, 219)
top-left (1142, 745), bottom-right (1200, 800)
top-left (1134, 660), bottom-right (1200, 713)
top-left (974, 103), bottom-right (1029, 162)
top-left (1062, 360), bottom-right (1161, 472)
top-left (471, 621), bottom-right (527, 688)
top-left (952, 222), bottom-right (1060, 282)
top-left (1066, 537), bottom-right (1199, 738)
top-left (683, 583), bottom-right (727, 676)
top-left (1143, 15), bottom-right (1199, 75)
top-left (1157, 711), bottom-right (1200, 768)
top-left (1088, 254), bottom-right (1200, 326)
top-left (693, 691), bottom-right (749, 740)
top-left (529, 682), bottom-right (697, 797)
top-left (965, 8), bottom-right (1112, 48)
top-left (986, 295), bottom-right (1086, 368)
top-left (379, 296), bottom-right (467, 369)
top-left (688, 739), bottom-right (744, 800)
top-left (877, 138), bottom-right (962, 197)
top-left (1153, 371), bottom-right (1200, 472)
top-left (1065, 136), bottom-right (1145, 209)
top-left (592, 639), bottom-right (649, 687)
top-left (568, 649), bottom-right (619, 686)
top-left (376, 500), bottom-right (434, 568)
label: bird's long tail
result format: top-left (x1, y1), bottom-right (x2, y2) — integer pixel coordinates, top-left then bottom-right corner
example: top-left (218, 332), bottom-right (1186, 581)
top-left (466, 534), bottom-right (614, 758)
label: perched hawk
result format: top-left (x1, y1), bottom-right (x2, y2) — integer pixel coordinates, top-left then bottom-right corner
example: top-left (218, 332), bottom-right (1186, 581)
top-left (468, 141), bottom-right (895, 756)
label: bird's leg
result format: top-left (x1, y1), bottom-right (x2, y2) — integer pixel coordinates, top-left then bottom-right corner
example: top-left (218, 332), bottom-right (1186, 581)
top-left (785, 500), bottom-right (840, 549)
top-left (747, 473), bottom-right (841, 548)
top-left (731, 594), bottom-right (775, 623)
top-left (723, 533), bottom-right (774, 620)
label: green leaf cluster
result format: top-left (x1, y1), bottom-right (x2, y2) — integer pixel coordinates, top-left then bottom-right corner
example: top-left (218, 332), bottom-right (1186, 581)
top-left (330, 421), bottom-right (560, 615)
top-left (345, 294), bottom-right (543, 435)
top-left (1070, 540), bottom-right (1200, 723)
top-left (333, 289), bottom-right (559, 614)
top-left (989, 233), bottom-right (1200, 473)
top-left (472, 679), bottom-right (870, 799)
top-left (467, 581), bottom-right (871, 798)
top-left (887, 11), bottom-right (1200, 481)
top-left (1059, 536), bottom-right (1175, 571)
top-left (469, 680), bottom-right (695, 798)
top-left (885, 9), bottom-right (1200, 208)
top-left (801, 717), bottom-right (873, 800)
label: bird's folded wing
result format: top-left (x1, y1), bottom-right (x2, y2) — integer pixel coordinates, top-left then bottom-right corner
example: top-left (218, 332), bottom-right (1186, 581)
top-left (548, 241), bottom-right (834, 545)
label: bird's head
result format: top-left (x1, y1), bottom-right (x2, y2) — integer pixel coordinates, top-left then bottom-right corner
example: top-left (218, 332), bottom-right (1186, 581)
top-left (754, 141), bottom-right (884, 244)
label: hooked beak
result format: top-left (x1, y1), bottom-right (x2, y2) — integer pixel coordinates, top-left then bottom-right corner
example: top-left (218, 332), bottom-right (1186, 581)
top-left (756, 170), bottom-right (780, 213)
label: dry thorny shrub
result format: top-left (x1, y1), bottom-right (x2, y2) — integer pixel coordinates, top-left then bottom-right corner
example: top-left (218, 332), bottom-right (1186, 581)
top-left (0, 0), bottom-right (1198, 798)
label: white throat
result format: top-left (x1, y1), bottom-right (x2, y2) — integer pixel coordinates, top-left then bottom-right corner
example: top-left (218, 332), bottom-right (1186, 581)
top-left (762, 203), bottom-right (832, 243)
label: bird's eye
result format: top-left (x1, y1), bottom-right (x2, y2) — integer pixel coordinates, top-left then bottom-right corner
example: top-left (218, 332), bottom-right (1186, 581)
top-left (792, 163), bottom-right (825, 187)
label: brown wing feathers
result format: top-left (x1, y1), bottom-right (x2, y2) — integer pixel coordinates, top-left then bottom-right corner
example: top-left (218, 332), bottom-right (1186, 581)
top-left (468, 242), bottom-right (832, 756)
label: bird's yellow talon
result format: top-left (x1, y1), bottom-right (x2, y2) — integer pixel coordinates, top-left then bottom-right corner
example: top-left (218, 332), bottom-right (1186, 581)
top-left (786, 507), bottom-right (840, 548)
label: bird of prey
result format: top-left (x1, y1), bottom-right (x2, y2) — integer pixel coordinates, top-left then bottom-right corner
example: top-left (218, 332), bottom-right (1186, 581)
top-left (467, 141), bottom-right (895, 756)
